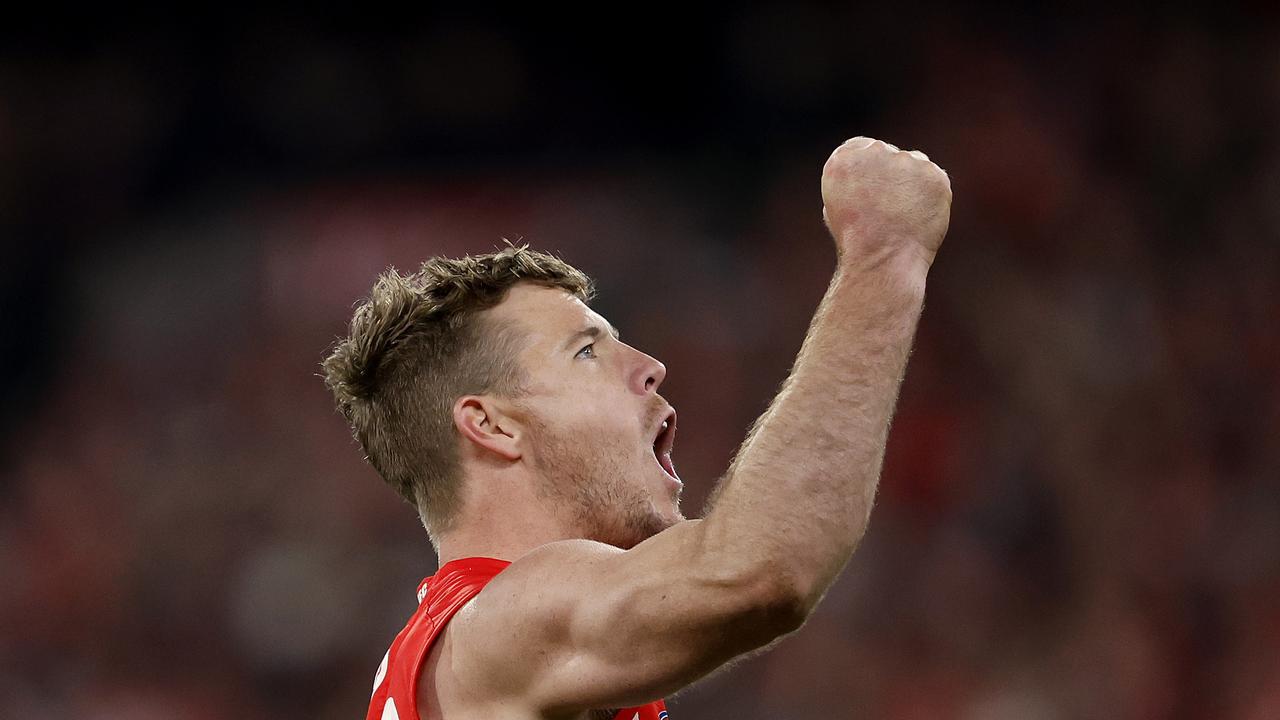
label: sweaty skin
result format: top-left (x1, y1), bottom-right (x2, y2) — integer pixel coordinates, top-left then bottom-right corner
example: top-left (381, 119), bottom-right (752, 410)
top-left (419, 137), bottom-right (952, 720)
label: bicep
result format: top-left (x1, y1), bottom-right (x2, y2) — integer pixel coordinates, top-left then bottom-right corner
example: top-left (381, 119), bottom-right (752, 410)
top-left (451, 520), bottom-right (803, 713)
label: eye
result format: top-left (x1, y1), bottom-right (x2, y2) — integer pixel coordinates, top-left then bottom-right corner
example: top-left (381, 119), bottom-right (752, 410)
top-left (575, 343), bottom-right (597, 359)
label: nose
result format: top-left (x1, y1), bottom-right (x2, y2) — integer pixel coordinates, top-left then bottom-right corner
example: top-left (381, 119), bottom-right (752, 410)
top-left (631, 349), bottom-right (667, 395)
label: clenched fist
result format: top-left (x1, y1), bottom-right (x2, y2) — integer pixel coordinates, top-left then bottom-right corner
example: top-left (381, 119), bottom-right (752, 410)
top-left (821, 137), bottom-right (951, 269)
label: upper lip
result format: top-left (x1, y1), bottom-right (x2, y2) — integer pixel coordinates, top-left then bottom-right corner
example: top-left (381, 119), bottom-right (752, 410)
top-left (653, 407), bottom-right (678, 457)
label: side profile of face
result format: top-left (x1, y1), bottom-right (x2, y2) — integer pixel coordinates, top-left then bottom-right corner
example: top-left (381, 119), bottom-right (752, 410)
top-left (488, 283), bottom-right (684, 549)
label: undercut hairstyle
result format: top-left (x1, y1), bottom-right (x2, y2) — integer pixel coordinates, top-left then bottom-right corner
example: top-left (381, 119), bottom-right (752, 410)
top-left (322, 245), bottom-right (595, 541)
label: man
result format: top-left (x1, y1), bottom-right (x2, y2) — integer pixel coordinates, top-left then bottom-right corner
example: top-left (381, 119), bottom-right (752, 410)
top-left (323, 136), bottom-right (951, 720)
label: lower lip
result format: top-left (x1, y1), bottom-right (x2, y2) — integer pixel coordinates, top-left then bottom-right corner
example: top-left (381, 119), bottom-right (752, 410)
top-left (655, 453), bottom-right (682, 489)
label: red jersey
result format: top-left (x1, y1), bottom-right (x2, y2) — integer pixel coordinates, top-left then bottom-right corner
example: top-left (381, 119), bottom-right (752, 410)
top-left (365, 557), bottom-right (670, 720)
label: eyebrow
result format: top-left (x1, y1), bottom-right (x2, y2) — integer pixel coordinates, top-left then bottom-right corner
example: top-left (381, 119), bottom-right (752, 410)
top-left (562, 322), bottom-right (621, 351)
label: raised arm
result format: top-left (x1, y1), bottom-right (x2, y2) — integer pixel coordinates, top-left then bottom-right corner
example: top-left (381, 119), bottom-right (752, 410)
top-left (701, 136), bottom-right (951, 612)
top-left (449, 137), bottom-right (951, 715)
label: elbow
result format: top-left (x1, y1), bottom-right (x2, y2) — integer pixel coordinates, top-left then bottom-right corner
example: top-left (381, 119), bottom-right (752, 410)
top-left (691, 522), bottom-right (821, 641)
top-left (760, 582), bottom-right (811, 638)
top-left (735, 567), bottom-right (813, 641)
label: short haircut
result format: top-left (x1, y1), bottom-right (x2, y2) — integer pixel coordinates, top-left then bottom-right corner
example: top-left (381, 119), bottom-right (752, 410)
top-left (322, 245), bottom-right (594, 540)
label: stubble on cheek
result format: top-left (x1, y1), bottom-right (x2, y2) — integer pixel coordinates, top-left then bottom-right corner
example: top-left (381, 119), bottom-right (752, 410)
top-left (527, 419), bottom-right (671, 549)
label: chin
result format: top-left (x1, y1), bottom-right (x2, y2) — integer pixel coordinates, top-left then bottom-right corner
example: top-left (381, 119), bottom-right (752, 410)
top-left (639, 504), bottom-right (684, 543)
top-left (589, 504), bottom-right (677, 550)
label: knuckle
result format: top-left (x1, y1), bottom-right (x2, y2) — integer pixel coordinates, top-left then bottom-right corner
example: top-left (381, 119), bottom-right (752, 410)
top-left (836, 137), bottom-right (874, 156)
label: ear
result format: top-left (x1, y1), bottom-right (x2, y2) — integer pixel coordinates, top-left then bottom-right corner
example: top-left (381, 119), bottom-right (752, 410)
top-left (453, 395), bottom-right (522, 462)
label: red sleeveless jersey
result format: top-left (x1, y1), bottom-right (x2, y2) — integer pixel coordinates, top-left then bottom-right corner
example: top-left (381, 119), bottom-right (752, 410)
top-left (365, 556), bottom-right (670, 720)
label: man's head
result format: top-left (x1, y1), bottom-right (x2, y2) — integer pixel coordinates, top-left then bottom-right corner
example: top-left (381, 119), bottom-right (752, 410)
top-left (323, 246), bottom-right (682, 549)
top-left (478, 282), bottom-right (684, 549)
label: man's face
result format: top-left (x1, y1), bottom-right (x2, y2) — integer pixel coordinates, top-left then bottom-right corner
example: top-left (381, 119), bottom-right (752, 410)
top-left (488, 284), bottom-right (683, 549)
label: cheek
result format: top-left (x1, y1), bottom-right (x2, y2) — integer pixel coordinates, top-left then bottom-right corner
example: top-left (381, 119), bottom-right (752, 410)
top-left (532, 407), bottom-right (627, 456)
top-left (534, 390), bottom-right (640, 452)
top-left (572, 418), bottom-right (643, 469)
top-left (567, 395), bottom-right (634, 435)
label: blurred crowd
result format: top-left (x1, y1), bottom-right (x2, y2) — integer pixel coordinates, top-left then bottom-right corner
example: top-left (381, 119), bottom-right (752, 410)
top-left (2, 7), bottom-right (1278, 719)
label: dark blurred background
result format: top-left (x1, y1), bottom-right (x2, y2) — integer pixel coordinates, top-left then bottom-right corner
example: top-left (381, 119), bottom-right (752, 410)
top-left (3, 5), bottom-right (1279, 719)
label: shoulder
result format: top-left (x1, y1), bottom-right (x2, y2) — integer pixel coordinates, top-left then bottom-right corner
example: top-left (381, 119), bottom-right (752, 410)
top-left (480, 540), bottom-right (624, 602)
top-left (456, 538), bottom-right (624, 638)
top-left (441, 540), bottom-right (622, 697)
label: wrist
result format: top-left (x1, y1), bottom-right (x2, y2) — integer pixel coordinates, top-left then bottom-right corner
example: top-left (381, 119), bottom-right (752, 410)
top-left (833, 242), bottom-right (932, 295)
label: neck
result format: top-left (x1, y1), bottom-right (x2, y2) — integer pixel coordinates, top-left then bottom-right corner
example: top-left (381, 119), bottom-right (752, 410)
top-left (434, 467), bottom-right (574, 567)
top-left (435, 521), bottom-right (570, 567)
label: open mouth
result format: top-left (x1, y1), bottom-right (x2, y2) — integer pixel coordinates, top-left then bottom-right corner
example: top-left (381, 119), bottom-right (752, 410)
top-left (651, 409), bottom-right (680, 483)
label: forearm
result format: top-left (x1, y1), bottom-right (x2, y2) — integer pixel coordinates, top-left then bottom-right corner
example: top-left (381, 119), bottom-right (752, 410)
top-left (701, 248), bottom-right (929, 612)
